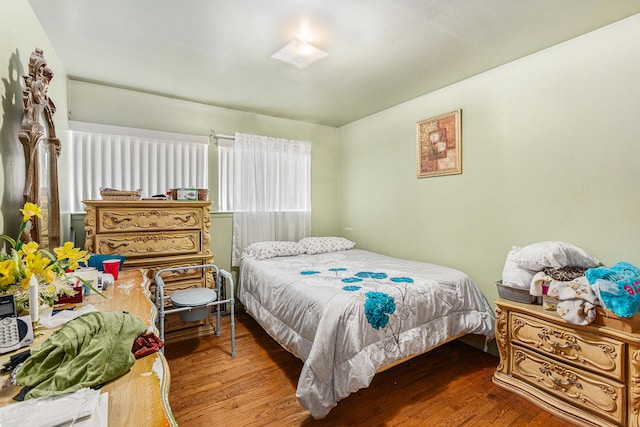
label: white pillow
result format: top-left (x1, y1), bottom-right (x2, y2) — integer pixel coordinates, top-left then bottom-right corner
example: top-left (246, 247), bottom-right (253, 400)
top-left (501, 248), bottom-right (537, 290)
top-left (242, 241), bottom-right (304, 260)
top-left (299, 237), bottom-right (356, 255)
top-left (511, 241), bottom-right (599, 271)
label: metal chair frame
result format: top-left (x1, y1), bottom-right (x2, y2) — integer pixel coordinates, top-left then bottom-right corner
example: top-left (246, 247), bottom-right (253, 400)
top-left (154, 264), bottom-right (235, 357)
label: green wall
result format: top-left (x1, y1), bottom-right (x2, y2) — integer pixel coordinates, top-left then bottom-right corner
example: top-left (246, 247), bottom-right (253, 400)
top-left (67, 80), bottom-right (339, 273)
top-left (337, 14), bottom-right (640, 306)
top-left (0, 0), bottom-right (69, 241)
top-left (6, 0), bottom-right (639, 311)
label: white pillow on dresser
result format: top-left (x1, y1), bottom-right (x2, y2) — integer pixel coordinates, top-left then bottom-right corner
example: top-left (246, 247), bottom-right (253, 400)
top-left (511, 241), bottom-right (599, 270)
top-left (502, 248), bottom-right (537, 290)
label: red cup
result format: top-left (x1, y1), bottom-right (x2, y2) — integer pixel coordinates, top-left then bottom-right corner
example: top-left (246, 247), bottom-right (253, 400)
top-left (102, 259), bottom-right (121, 280)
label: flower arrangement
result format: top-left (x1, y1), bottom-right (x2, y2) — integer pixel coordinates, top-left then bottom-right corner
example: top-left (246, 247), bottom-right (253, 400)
top-left (0, 203), bottom-right (90, 312)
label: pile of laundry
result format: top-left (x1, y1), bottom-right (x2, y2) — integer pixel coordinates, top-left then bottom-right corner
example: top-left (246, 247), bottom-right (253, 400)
top-left (501, 241), bottom-right (640, 325)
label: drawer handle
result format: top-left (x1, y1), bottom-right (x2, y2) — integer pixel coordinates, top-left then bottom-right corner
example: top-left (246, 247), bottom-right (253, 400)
top-left (109, 215), bottom-right (132, 224)
top-left (107, 241), bottom-right (130, 250)
top-left (538, 329), bottom-right (580, 352)
top-left (539, 365), bottom-right (582, 389)
top-left (174, 214), bottom-right (193, 224)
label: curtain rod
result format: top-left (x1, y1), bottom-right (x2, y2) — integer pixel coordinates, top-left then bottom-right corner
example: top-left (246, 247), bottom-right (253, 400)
top-left (213, 133), bottom-right (235, 140)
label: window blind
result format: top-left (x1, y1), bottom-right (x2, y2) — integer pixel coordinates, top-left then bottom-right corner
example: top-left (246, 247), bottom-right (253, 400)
top-left (68, 121), bottom-right (209, 213)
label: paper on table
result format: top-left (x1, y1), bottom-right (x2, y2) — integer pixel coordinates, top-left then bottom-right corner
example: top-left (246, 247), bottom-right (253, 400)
top-left (39, 304), bottom-right (98, 329)
top-left (0, 388), bottom-right (103, 427)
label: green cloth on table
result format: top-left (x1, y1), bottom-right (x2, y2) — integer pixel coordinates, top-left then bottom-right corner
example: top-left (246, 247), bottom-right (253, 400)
top-left (15, 310), bottom-right (147, 400)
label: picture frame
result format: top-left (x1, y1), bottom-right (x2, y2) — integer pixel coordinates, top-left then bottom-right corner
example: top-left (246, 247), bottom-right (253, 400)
top-left (416, 109), bottom-right (461, 178)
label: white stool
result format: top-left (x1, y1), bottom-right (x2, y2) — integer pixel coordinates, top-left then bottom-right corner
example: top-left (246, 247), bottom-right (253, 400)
top-left (154, 264), bottom-right (235, 357)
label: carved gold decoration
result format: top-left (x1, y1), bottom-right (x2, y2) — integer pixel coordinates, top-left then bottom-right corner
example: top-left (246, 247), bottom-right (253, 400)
top-left (83, 205), bottom-right (96, 252)
top-left (511, 312), bottom-right (621, 377)
top-left (202, 206), bottom-right (211, 251)
top-left (493, 299), bottom-right (637, 426)
top-left (495, 306), bottom-right (507, 373)
top-left (631, 348), bottom-right (640, 426)
top-left (100, 209), bottom-right (202, 231)
top-left (513, 348), bottom-right (622, 423)
top-left (96, 233), bottom-right (200, 257)
top-left (19, 48), bottom-right (60, 248)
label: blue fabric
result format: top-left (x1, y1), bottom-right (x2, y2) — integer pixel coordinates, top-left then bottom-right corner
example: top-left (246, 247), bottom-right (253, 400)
top-left (586, 262), bottom-right (640, 318)
top-left (364, 291), bottom-right (396, 330)
top-left (82, 254), bottom-right (126, 271)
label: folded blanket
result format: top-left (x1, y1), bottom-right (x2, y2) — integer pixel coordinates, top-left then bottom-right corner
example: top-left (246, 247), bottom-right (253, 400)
top-left (531, 273), bottom-right (598, 325)
top-left (552, 277), bottom-right (599, 325)
top-left (15, 310), bottom-right (147, 400)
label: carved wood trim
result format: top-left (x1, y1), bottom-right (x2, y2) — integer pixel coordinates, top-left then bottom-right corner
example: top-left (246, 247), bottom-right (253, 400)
top-left (630, 347), bottom-right (640, 426)
top-left (83, 205), bottom-right (96, 252)
top-left (513, 348), bottom-right (623, 424)
top-left (99, 209), bottom-right (202, 231)
top-left (18, 48), bottom-right (60, 248)
top-left (512, 312), bottom-right (622, 379)
top-left (495, 306), bottom-right (507, 373)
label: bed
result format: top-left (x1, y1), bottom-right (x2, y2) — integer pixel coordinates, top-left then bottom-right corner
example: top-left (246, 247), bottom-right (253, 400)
top-left (238, 241), bottom-right (495, 419)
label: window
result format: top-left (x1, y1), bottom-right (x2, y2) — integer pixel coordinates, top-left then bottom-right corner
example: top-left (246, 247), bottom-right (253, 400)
top-left (68, 121), bottom-right (209, 213)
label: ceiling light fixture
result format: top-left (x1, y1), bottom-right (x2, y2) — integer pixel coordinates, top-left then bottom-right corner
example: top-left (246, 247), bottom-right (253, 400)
top-left (271, 38), bottom-right (329, 70)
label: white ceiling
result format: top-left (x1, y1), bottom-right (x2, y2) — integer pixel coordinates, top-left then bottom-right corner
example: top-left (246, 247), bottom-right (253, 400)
top-left (26, 0), bottom-right (640, 127)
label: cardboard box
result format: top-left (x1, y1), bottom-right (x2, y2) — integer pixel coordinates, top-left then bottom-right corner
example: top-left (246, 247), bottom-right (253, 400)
top-left (594, 307), bottom-right (640, 332)
top-left (176, 188), bottom-right (197, 200)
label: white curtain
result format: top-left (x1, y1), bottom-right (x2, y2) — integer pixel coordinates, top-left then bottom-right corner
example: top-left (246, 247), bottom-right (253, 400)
top-left (217, 137), bottom-right (235, 212)
top-left (232, 132), bottom-right (311, 266)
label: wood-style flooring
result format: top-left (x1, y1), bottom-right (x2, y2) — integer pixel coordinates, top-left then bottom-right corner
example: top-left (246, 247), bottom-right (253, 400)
top-left (165, 312), bottom-right (575, 426)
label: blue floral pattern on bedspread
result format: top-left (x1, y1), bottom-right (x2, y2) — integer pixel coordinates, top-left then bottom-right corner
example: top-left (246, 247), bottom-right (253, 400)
top-left (364, 291), bottom-right (396, 329)
top-left (300, 267), bottom-right (416, 350)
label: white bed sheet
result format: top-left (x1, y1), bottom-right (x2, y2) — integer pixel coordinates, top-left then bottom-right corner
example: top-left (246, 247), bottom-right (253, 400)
top-left (238, 249), bottom-right (495, 418)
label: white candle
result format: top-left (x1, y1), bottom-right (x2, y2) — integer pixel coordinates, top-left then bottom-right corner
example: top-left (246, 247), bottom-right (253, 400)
top-left (29, 274), bottom-right (39, 323)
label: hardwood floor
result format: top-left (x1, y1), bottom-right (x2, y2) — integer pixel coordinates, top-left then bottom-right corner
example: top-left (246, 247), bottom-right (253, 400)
top-left (165, 312), bottom-right (576, 426)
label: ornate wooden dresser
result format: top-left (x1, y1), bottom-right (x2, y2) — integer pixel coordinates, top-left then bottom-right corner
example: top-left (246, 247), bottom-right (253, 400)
top-left (83, 200), bottom-right (214, 341)
top-left (493, 297), bottom-right (640, 427)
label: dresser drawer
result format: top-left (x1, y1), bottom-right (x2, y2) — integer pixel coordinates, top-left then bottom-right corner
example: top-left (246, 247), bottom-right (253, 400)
top-left (97, 207), bottom-right (204, 233)
top-left (510, 312), bottom-right (624, 381)
top-left (95, 231), bottom-right (202, 258)
top-left (511, 345), bottom-right (625, 425)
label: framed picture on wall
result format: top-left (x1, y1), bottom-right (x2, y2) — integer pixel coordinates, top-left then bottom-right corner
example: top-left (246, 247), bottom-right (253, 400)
top-left (416, 109), bottom-right (461, 178)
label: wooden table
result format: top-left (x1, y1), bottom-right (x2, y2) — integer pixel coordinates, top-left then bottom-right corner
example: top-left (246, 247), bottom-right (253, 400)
top-left (0, 269), bottom-right (177, 426)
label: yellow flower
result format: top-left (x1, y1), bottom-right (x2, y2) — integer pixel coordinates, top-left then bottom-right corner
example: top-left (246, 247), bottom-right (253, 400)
top-left (21, 251), bottom-right (53, 289)
top-left (54, 241), bottom-right (89, 271)
top-left (19, 203), bottom-right (42, 223)
top-left (18, 241), bottom-right (40, 257)
top-left (0, 259), bottom-right (17, 287)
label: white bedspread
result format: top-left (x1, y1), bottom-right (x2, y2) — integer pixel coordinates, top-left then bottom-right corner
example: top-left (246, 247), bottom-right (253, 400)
top-left (238, 249), bottom-right (495, 418)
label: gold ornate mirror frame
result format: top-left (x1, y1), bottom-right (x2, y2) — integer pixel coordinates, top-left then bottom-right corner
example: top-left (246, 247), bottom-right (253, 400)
top-left (18, 48), bottom-right (60, 249)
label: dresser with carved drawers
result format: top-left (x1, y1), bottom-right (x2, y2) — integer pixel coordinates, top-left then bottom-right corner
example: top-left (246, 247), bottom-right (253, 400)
top-left (493, 297), bottom-right (640, 427)
top-left (83, 199), bottom-right (214, 341)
